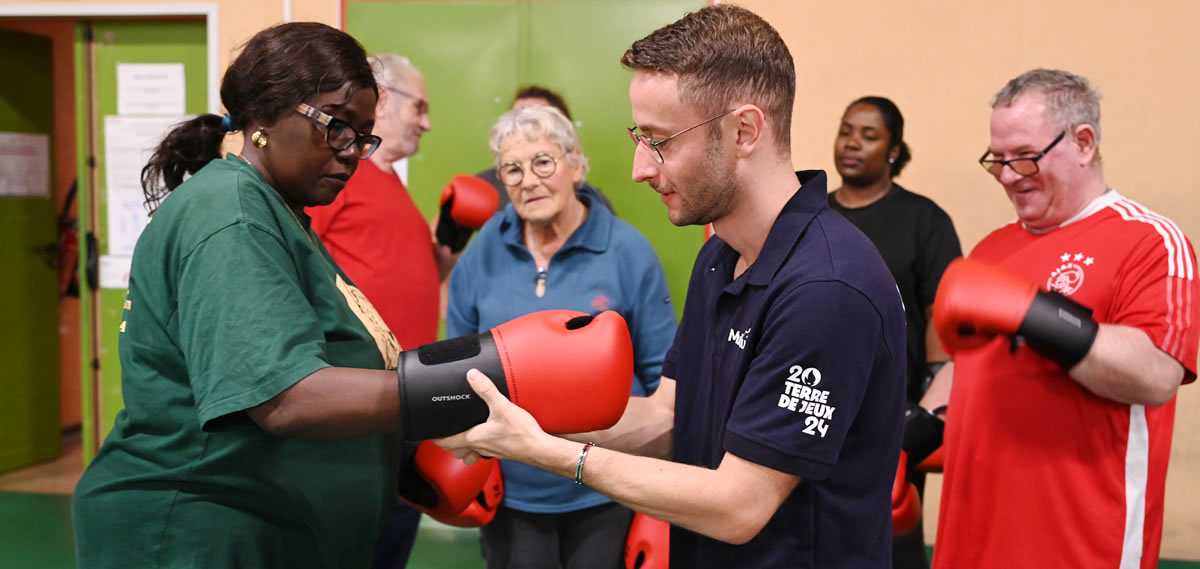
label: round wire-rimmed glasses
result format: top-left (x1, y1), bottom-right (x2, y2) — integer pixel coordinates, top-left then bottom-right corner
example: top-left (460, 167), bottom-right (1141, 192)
top-left (498, 151), bottom-right (563, 186)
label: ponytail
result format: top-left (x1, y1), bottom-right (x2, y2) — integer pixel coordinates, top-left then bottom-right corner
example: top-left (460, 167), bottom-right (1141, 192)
top-left (140, 113), bottom-right (226, 215)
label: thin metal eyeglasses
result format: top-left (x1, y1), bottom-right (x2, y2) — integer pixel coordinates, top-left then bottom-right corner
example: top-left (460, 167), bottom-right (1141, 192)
top-left (979, 131), bottom-right (1065, 178)
top-left (498, 152), bottom-right (563, 186)
top-left (628, 108), bottom-right (735, 164)
top-left (384, 86), bottom-right (430, 116)
top-left (295, 103), bottom-right (382, 160)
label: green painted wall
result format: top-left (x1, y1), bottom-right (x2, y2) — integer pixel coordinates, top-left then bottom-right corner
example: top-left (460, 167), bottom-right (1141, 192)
top-left (0, 28), bottom-right (60, 474)
top-left (78, 21), bottom-right (207, 455)
top-left (346, 0), bottom-right (706, 321)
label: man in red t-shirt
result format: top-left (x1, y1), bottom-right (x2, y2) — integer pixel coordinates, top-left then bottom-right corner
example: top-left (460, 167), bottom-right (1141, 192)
top-left (307, 54), bottom-right (451, 569)
top-left (309, 54), bottom-right (451, 350)
top-left (915, 69), bottom-right (1198, 569)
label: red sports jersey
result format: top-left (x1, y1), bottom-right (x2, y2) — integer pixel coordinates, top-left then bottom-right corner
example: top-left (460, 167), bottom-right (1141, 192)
top-left (933, 191), bottom-right (1198, 569)
top-left (308, 160), bottom-right (440, 350)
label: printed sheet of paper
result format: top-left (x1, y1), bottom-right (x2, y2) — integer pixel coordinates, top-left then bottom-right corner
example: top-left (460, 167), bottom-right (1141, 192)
top-left (104, 115), bottom-right (189, 254)
top-left (117, 63), bottom-right (186, 116)
top-left (0, 132), bottom-right (50, 198)
top-left (99, 254), bottom-right (132, 290)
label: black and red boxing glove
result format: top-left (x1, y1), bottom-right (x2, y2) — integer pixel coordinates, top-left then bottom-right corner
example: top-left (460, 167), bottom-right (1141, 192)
top-left (933, 257), bottom-right (1099, 370)
top-left (435, 174), bottom-right (498, 253)
top-left (398, 441), bottom-right (503, 527)
top-left (398, 309), bottom-right (634, 440)
top-left (892, 451), bottom-right (921, 536)
top-left (903, 401), bottom-right (945, 470)
top-left (625, 512), bottom-right (669, 569)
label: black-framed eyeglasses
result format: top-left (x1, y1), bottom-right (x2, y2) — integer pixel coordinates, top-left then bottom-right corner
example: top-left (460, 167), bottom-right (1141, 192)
top-left (979, 131), bottom-right (1066, 178)
top-left (384, 87), bottom-right (430, 116)
top-left (628, 108), bottom-right (735, 164)
top-left (295, 103), bottom-right (382, 160)
top-left (498, 152), bottom-right (562, 186)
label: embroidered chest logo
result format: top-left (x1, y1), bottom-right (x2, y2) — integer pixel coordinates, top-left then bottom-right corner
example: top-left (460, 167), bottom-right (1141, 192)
top-left (1047, 252), bottom-right (1094, 296)
top-left (778, 364), bottom-right (836, 438)
top-left (590, 294), bottom-right (611, 311)
top-left (727, 326), bottom-right (752, 350)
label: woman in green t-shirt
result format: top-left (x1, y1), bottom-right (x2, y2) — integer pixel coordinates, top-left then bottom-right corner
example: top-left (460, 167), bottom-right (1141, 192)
top-left (72, 22), bottom-right (407, 569)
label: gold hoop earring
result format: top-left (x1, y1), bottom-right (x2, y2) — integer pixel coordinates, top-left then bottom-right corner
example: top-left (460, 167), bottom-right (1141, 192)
top-left (251, 130), bottom-right (269, 149)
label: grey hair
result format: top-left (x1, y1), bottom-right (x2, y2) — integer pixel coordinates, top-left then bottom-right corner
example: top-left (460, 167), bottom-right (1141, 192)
top-left (489, 105), bottom-right (589, 182)
top-left (991, 68), bottom-right (1103, 147)
top-left (370, 54), bottom-right (422, 91)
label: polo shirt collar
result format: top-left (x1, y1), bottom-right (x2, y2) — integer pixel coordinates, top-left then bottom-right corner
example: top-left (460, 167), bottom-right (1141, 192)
top-left (730, 169), bottom-right (828, 288)
top-left (499, 189), bottom-right (611, 254)
top-left (748, 169), bottom-right (835, 284)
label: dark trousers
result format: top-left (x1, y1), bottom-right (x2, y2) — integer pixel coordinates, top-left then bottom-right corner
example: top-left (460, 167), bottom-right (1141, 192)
top-left (480, 502), bottom-right (634, 569)
top-left (371, 500), bottom-right (423, 569)
top-left (893, 470), bottom-right (929, 569)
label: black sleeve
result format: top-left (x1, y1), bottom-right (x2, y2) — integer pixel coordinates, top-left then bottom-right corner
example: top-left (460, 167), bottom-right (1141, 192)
top-left (917, 204), bottom-right (963, 308)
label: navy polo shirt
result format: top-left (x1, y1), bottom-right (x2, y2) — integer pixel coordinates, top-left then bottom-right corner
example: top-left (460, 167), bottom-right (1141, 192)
top-left (663, 170), bottom-right (906, 569)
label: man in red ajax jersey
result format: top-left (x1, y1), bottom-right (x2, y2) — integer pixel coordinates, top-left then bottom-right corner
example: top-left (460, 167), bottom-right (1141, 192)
top-left (915, 69), bottom-right (1199, 569)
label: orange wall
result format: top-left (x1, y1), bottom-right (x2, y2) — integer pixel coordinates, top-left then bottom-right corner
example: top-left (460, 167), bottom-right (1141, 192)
top-left (3, 0), bottom-right (1199, 560)
top-left (741, 0), bottom-right (1200, 559)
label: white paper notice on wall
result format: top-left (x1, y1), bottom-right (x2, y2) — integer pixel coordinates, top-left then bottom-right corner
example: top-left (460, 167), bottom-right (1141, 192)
top-left (99, 254), bottom-right (133, 290)
top-left (117, 63), bottom-right (186, 116)
top-left (104, 115), bottom-right (190, 254)
top-left (0, 132), bottom-right (50, 198)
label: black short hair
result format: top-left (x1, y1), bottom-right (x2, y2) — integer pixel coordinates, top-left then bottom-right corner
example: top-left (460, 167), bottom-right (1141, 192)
top-left (141, 22), bottom-right (376, 213)
top-left (847, 96), bottom-right (911, 177)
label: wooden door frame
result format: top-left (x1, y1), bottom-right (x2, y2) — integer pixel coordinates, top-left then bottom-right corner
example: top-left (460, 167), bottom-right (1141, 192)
top-left (0, 4), bottom-right (219, 115)
top-left (0, 3), bottom-right (217, 460)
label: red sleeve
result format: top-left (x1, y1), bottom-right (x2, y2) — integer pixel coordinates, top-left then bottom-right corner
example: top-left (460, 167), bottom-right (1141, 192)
top-left (1110, 229), bottom-right (1200, 383)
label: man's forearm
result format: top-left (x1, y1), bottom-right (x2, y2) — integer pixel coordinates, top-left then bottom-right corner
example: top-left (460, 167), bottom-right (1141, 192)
top-left (519, 436), bottom-right (794, 545)
top-left (1070, 323), bottom-right (1184, 406)
top-left (565, 394), bottom-right (673, 458)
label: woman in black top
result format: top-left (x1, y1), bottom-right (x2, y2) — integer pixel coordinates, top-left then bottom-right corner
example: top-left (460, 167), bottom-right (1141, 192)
top-left (827, 95), bottom-right (962, 569)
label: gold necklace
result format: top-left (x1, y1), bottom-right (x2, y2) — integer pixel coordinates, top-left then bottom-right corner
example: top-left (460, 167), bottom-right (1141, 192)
top-left (233, 153), bottom-right (329, 259)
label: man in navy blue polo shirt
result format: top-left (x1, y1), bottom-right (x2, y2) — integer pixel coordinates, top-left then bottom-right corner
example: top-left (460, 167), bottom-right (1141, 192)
top-left (435, 5), bottom-right (906, 568)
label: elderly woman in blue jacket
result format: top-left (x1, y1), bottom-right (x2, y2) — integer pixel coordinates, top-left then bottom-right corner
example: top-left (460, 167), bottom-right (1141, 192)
top-left (447, 104), bottom-right (677, 569)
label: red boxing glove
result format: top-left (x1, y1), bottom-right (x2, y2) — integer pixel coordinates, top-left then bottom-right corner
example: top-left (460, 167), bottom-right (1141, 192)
top-left (918, 447), bottom-right (944, 474)
top-left (892, 451), bottom-right (921, 536)
top-left (933, 257), bottom-right (1039, 352)
top-left (436, 174), bottom-right (499, 252)
top-left (625, 512), bottom-right (669, 569)
top-left (399, 310), bottom-right (634, 440)
top-left (933, 257), bottom-right (1098, 369)
top-left (436, 461), bottom-right (503, 527)
top-left (398, 441), bottom-right (503, 527)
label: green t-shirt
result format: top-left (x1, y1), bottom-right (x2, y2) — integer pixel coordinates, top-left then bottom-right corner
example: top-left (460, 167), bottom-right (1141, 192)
top-left (73, 156), bottom-right (402, 569)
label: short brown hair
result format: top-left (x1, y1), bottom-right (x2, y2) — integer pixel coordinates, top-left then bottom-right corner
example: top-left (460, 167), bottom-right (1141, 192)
top-left (621, 4), bottom-right (794, 151)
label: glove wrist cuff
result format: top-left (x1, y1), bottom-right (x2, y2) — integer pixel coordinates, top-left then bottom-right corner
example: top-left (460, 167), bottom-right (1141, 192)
top-left (902, 402), bottom-right (945, 466)
top-left (1019, 290), bottom-right (1100, 370)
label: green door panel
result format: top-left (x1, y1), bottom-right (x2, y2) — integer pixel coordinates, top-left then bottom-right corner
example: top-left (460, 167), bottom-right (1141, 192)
top-left (346, 0), bottom-right (704, 320)
top-left (0, 27), bottom-right (60, 474)
top-left (80, 20), bottom-right (207, 454)
top-left (347, 1), bottom-right (523, 209)
top-left (523, 1), bottom-right (706, 316)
